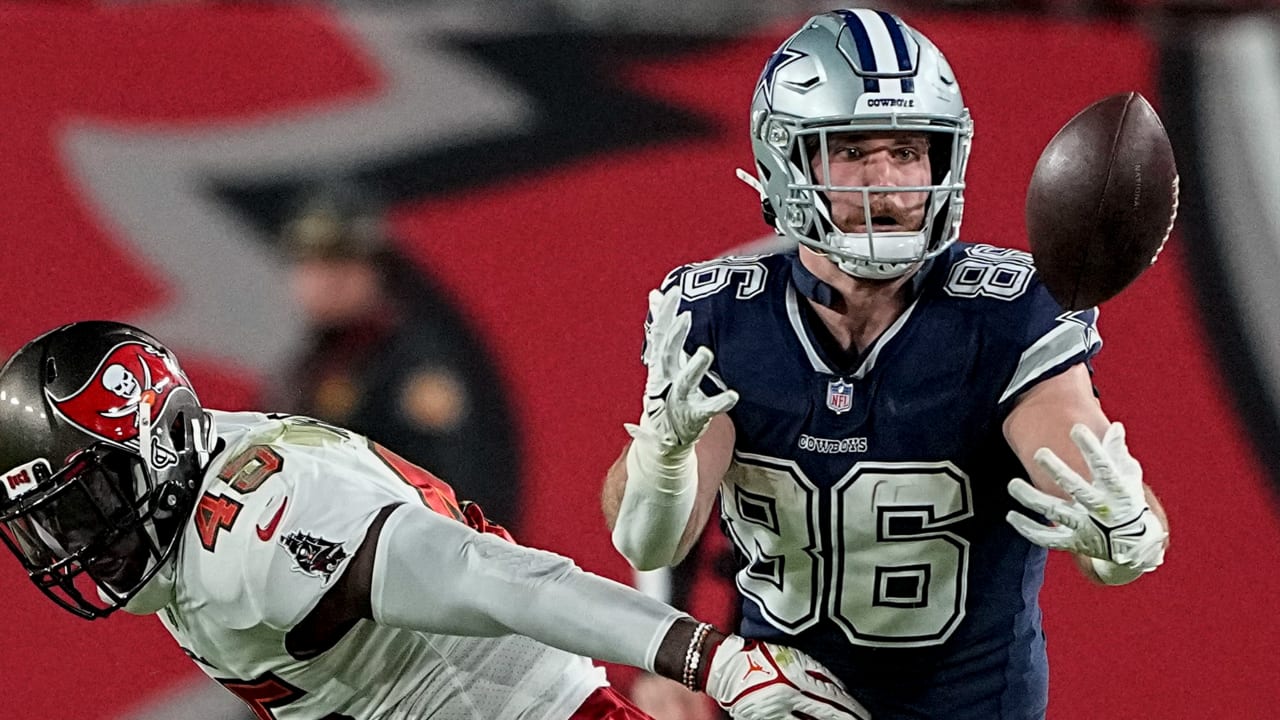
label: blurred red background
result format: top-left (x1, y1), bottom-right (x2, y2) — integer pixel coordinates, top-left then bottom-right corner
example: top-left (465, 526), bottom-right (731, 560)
top-left (0, 4), bottom-right (1274, 717)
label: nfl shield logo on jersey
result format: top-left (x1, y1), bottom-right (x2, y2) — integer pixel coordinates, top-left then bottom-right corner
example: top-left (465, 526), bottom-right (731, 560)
top-left (826, 379), bottom-right (854, 414)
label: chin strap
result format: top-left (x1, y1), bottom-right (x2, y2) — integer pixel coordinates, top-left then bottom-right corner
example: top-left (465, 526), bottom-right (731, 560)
top-left (736, 168), bottom-right (779, 229)
top-left (734, 168), bottom-right (766, 200)
top-left (136, 396), bottom-right (158, 474)
top-left (830, 252), bottom-right (919, 281)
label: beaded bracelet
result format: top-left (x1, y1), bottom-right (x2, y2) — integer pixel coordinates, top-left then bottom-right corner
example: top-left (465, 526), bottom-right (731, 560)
top-left (681, 622), bottom-right (713, 690)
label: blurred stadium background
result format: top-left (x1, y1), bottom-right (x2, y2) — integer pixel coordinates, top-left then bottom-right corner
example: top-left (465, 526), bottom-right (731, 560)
top-left (1, 0), bottom-right (1277, 717)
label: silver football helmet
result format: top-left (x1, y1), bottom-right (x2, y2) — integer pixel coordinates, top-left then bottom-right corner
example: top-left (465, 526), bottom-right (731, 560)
top-left (748, 9), bottom-right (973, 279)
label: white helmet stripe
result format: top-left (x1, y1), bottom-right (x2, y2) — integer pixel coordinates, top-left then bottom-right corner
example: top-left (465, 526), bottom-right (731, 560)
top-left (851, 9), bottom-right (907, 74)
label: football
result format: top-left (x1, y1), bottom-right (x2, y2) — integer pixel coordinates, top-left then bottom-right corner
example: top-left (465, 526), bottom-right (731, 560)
top-left (1025, 91), bottom-right (1179, 310)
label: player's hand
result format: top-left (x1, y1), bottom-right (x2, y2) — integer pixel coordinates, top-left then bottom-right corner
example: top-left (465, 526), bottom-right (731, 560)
top-left (1006, 422), bottom-right (1166, 573)
top-left (703, 636), bottom-right (871, 720)
top-left (627, 286), bottom-right (738, 454)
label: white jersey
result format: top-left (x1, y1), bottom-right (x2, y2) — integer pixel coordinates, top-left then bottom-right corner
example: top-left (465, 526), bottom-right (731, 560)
top-left (156, 411), bottom-right (606, 720)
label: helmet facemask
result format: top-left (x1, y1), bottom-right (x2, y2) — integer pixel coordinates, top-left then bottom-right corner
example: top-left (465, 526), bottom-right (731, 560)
top-left (0, 443), bottom-right (178, 618)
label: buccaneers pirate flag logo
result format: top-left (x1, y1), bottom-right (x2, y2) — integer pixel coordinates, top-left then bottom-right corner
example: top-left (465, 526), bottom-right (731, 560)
top-left (48, 341), bottom-right (195, 468)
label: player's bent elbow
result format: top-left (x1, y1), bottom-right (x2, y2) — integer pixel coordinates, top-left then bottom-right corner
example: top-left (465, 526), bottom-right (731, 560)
top-left (612, 541), bottom-right (672, 573)
top-left (617, 551), bottom-right (651, 572)
top-left (608, 476), bottom-right (695, 571)
top-left (611, 528), bottom-right (678, 572)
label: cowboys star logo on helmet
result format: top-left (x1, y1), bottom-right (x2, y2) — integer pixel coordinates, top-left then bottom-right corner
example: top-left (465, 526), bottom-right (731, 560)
top-left (755, 46), bottom-right (809, 110)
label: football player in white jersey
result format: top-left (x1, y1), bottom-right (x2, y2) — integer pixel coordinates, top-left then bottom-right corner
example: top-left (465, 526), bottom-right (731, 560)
top-left (0, 321), bottom-right (870, 720)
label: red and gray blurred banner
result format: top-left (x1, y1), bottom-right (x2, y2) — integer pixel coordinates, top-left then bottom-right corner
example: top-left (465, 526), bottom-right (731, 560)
top-left (0, 2), bottom-right (1275, 718)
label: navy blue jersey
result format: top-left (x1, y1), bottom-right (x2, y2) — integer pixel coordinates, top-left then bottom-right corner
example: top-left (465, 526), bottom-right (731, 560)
top-left (652, 244), bottom-right (1100, 720)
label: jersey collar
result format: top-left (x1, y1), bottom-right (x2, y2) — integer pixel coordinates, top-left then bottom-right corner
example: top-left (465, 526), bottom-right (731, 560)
top-left (787, 251), bottom-right (935, 309)
top-left (784, 250), bottom-right (939, 378)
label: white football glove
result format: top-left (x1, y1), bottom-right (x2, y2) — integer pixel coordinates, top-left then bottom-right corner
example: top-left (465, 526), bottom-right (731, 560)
top-left (626, 286), bottom-right (739, 454)
top-left (612, 286), bottom-right (739, 570)
top-left (704, 636), bottom-right (871, 720)
top-left (1006, 422), bottom-right (1167, 581)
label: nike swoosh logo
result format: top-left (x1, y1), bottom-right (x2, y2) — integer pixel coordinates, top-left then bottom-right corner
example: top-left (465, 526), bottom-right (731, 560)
top-left (256, 498), bottom-right (288, 541)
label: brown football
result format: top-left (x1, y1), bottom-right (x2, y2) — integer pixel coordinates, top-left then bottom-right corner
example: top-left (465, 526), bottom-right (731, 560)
top-left (1025, 92), bottom-right (1179, 310)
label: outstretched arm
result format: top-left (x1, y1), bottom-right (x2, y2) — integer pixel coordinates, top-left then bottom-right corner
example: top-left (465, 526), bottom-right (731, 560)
top-left (1003, 364), bottom-right (1169, 585)
top-left (297, 502), bottom-right (870, 720)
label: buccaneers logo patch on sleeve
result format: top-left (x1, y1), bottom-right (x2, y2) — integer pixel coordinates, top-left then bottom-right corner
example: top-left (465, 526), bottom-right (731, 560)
top-left (279, 531), bottom-right (348, 581)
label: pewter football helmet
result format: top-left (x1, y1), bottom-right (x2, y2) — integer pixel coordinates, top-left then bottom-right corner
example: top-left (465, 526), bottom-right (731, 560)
top-left (749, 9), bottom-right (972, 279)
top-left (0, 322), bottom-right (212, 618)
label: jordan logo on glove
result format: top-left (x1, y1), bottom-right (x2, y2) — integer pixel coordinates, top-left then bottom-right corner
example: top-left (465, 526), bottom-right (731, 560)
top-left (741, 655), bottom-right (769, 681)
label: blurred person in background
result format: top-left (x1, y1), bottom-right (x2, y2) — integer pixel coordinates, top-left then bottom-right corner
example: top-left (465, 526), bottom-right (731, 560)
top-left (0, 321), bottom-right (871, 720)
top-left (278, 191), bottom-right (522, 529)
top-left (602, 8), bottom-right (1169, 719)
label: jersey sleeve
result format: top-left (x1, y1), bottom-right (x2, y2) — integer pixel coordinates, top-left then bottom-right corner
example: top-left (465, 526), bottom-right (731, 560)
top-left (995, 279), bottom-right (1103, 413)
top-left (233, 437), bottom-right (408, 631)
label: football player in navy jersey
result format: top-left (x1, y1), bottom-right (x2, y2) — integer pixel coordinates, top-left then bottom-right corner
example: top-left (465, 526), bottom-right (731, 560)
top-left (602, 9), bottom-right (1169, 720)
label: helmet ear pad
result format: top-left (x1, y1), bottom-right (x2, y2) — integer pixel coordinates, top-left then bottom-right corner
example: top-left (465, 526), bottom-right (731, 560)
top-left (150, 407), bottom-right (206, 522)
